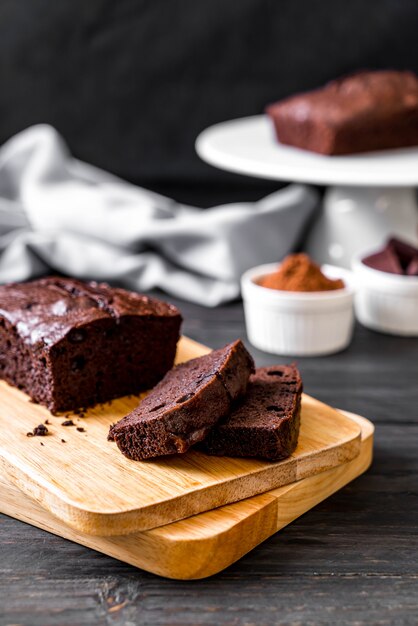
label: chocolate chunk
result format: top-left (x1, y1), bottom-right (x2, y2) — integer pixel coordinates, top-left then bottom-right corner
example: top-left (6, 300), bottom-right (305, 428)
top-left (362, 248), bottom-right (402, 274)
top-left (61, 419), bottom-right (75, 426)
top-left (389, 238), bottom-right (418, 271)
top-left (407, 256), bottom-right (418, 276)
top-left (363, 237), bottom-right (418, 276)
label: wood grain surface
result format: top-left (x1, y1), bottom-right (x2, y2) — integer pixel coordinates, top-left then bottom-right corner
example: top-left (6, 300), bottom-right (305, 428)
top-left (0, 337), bottom-right (361, 536)
top-left (1, 291), bottom-right (417, 625)
top-left (0, 412), bottom-right (373, 580)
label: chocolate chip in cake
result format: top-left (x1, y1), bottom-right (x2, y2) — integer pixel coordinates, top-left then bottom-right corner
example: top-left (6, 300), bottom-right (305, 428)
top-left (68, 329), bottom-right (86, 344)
top-left (266, 405), bottom-right (285, 413)
top-left (176, 393), bottom-right (194, 404)
top-left (71, 356), bottom-right (86, 372)
top-left (149, 403), bottom-right (166, 412)
top-left (61, 419), bottom-right (75, 426)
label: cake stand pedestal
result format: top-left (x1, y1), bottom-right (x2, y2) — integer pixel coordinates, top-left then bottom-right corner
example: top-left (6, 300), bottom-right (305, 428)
top-left (196, 115), bottom-right (418, 267)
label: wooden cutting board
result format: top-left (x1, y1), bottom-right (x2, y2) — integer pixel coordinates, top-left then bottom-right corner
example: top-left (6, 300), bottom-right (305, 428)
top-left (0, 411), bottom-right (373, 579)
top-left (0, 337), bottom-right (361, 536)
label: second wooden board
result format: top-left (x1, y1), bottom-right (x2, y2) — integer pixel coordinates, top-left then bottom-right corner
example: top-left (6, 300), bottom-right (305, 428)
top-left (0, 337), bottom-right (361, 536)
top-left (0, 412), bottom-right (373, 579)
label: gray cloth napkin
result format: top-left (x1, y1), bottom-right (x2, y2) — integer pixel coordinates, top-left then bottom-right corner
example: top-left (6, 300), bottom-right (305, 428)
top-left (0, 125), bottom-right (318, 306)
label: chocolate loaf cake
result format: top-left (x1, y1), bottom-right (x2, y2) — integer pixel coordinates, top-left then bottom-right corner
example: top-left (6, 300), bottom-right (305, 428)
top-left (201, 365), bottom-right (302, 461)
top-left (0, 277), bottom-right (182, 413)
top-left (266, 70), bottom-right (418, 155)
top-left (108, 340), bottom-right (254, 460)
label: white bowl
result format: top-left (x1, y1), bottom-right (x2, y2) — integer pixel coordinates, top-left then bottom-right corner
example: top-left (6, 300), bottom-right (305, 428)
top-left (352, 255), bottom-right (418, 336)
top-left (241, 263), bottom-right (355, 356)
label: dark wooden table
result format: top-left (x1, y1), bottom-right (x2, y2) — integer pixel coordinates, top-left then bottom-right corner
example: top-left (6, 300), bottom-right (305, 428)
top-left (1, 297), bottom-right (417, 626)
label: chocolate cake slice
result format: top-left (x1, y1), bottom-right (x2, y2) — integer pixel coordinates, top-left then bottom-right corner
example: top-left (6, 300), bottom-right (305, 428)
top-left (0, 277), bottom-right (182, 413)
top-left (200, 365), bottom-right (302, 461)
top-left (108, 340), bottom-right (254, 460)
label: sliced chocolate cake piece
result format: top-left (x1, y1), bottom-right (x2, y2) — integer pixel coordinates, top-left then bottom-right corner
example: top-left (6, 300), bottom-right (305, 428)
top-left (108, 340), bottom-right (254, 460)
top-left (0, 277), bottom-right (182, 413)
top-left (201, 365), bottom-right (302, 461)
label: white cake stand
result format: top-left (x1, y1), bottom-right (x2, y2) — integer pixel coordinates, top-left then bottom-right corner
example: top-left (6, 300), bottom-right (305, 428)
top-left (196, 115), bottom-right (418, 267)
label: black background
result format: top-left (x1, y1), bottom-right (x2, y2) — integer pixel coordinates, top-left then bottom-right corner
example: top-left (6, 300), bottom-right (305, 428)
top-left (0, 0), bottom-right (417, 200)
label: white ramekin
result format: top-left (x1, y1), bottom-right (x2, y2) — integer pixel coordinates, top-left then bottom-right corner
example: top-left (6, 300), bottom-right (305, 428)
top-left (352, 255), bottom-right (418, 336)
top-left (241, 263), bottom-right (355, 356)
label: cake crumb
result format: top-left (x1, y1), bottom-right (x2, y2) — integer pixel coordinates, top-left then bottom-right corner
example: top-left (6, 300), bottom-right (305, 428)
top-left (27, 424), bottom-right (49, 437)
top-left (62, 419), bottom-right (75, 427)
